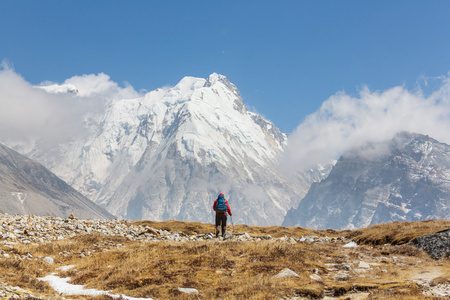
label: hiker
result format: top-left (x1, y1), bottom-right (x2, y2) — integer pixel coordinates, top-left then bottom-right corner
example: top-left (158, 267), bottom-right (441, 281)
top-left (213, 193), bottom-right (232, 237)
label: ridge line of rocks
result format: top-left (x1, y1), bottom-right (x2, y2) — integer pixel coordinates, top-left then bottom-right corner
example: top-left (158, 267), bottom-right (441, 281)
top-left (0, 213), bottom-right (349, 245)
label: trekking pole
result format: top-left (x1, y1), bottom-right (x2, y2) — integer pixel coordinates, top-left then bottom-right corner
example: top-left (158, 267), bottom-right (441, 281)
top-left (230, 214), bottom-right (235, 234)
top-left (212, 210), bottom-right (216, 236)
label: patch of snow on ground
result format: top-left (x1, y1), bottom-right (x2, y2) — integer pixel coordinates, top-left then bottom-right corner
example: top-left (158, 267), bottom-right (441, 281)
top-left (38, 273), bottom-right (153, 300)
top-left (343, 241), bottom-right (358, 248)
top-left (55, 265), bottom-right (76, 272)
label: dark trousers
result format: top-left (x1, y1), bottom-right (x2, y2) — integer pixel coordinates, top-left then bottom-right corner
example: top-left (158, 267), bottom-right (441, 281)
top-left (215, 212), bottom-right (227, 236)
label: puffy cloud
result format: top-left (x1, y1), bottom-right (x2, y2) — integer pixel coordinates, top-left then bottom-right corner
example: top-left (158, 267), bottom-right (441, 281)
top-left (0, 62), bottom-right (140, 149)
top-left (281, 73), bottom-right (450, 172)
top-left (39, 73), bottom-right (140, 99)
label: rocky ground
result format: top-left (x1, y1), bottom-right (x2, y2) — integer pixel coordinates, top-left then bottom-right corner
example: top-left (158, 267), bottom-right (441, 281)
top-left (0, 213), bottom-right (449, 299)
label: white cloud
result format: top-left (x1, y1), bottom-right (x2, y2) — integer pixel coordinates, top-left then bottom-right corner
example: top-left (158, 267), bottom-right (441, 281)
top-left (280, 73), bottom-right (450, 172)
top-left (0, 62), bottom-right (140, 149)
top-left (60, 73), bottom-right (140, 99)
top-left (38, 73), bottom-right (140, 100)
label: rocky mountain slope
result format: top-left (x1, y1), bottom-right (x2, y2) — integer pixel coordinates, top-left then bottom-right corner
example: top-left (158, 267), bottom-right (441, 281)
top-left (283, 132), bottom-right (450, 229)
top-left (19, 73), bottom-right (329, 225)
top-left (0, 143), bottom-right (114, 219)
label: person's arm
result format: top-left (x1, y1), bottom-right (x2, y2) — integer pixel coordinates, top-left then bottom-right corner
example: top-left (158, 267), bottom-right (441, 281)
top-left (226, 200), bottom-right (232, 215)
top-left (213, 200), bottom-right (217, 212)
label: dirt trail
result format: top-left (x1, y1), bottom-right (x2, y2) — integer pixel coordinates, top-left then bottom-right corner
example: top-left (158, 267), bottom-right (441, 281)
top-left (406, 263), bottom-right (450, 298)
top-left (412, 265), bottom-right (445, 281)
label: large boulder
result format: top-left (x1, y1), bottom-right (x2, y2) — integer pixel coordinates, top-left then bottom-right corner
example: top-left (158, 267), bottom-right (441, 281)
top-left (410, 228), bottom-right (450, 259)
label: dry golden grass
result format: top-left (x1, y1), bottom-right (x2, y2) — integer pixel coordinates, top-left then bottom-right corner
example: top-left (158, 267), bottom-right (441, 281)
top-left (0, 220), bottom-right (449, 299)
top-left (134, 219), bottom-right (348, 238)
top-left (65, 240), bottom-right (334, 299)
top-left (346, 219), bottom-right (450, 245)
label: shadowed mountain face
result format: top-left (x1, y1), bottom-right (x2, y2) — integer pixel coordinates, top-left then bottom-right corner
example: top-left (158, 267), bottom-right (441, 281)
top-left (283, 132), bottom-right (450, 230)
top-left (0, 143), bottom-right (114, 219)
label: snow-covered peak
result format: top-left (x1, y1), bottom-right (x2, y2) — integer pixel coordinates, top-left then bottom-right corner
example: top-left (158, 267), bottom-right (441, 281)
top-left (132, 74), bottom-right (285, 166)
top-left (173, 76), bottom-right (206, 93)
top-left (204, 73), bottom-right (228, 87)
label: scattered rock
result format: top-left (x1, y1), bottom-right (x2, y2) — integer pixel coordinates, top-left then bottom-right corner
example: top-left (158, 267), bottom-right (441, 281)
top-left (0, 213), bottom-right (350, 246)
top-left (415, 277), bottom-right (450, 298)
top-left (299, 236), bottom-right (318, 243)
top-left (358, 261), bottom-right (371, 269)
top-left (274, 268), bottom-right (299, 278)
top-left (178, 287), bottom-right (199, 294)
top-left (334, 272), bottom-right (350, 281)
top-left (223, 232), bottom-right (233, 239)
top-left (239, 232), bottom-right (251, 241)
top-left (310, 274), bottom-right (323, 282)
top-left (325, 263), bottom-right (352, 271)
top-left (0, 282), bottom-right (44, 299)
top-left (43, 257), bottom-right (54, 265)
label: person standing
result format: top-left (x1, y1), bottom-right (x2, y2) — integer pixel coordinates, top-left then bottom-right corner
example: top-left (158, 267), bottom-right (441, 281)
top-left (213, 193), bottom-right (232, 237)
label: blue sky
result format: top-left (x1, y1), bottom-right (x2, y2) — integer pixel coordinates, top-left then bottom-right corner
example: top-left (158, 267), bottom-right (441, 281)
top-left (1, 1), bottom-right (450, 133)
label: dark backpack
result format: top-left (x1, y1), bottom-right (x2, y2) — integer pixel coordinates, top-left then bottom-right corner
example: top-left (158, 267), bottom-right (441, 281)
top-left (216, 195), bottom-right (227, 212)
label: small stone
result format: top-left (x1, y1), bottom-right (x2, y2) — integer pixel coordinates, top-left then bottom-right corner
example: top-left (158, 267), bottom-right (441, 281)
top-left (223, 232), bottom-right (233, 239)
top-left (241, 232), bottom-right (251, 240)
top-left (310, 274), bottom-right (323, 282)
top-left (274, 268), bottom-right (299, 278)
top-left (178, 287), bottom-right (199, 294)
top-left (43, 257), bottom-right (54, 264)
top-left (334, 272), bottom-right (350, 281)
top-left (354, 269), bottom-right (367, 274)
top-left (358, 261), bottom-right (371, 269)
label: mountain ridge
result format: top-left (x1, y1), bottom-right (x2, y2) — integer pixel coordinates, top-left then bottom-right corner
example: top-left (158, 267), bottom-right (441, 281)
top-left (283, 132), bottom-right (450, 229)
top-left (0, 143), bottom-right (114, 219)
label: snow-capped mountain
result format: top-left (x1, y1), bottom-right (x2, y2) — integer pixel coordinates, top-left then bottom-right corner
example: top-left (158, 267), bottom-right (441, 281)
top-left (0, 143), bottom-right (113, 219)
top-left (23, 73), bottom-right (326, 225)
top-left (283, 132), bottom-right (450, 229)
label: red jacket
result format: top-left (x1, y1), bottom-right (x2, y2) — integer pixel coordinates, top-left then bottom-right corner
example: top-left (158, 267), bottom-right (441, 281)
top-left (213, 198), bottom-right (232, 216)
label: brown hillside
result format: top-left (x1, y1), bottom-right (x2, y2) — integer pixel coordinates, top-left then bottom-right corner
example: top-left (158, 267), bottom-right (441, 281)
top-left (0, 217), bottom-right (449, 299)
